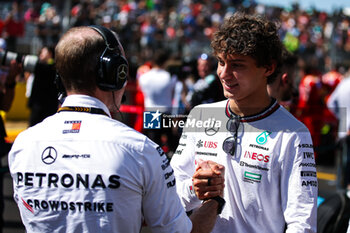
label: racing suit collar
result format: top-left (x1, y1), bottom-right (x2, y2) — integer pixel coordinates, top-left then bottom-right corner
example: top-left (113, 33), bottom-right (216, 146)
top-left (225, 98), bottom-right (279, 122)
top-left (61, 94), bottom-right (111, 118)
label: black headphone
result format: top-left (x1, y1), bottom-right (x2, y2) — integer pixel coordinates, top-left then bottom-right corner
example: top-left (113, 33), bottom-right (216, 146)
top-left (89, 25), bottom-right (129, 91)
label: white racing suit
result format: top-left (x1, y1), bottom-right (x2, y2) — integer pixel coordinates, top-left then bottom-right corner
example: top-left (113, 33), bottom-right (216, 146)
top-left (171, 99), bottom-right (317, 233)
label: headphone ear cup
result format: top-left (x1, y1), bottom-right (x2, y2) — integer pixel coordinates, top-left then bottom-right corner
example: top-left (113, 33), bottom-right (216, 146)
top-left (97, 51), bottom-right (128, 91)
top-left (114, 55), bottom-right (129, 90)
top-left (88, 25), bottom-right (129, 91)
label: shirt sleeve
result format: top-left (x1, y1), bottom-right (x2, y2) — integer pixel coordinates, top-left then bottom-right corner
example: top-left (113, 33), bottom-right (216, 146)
top-left (326, 87), bottom-right (339, 118)
top-left (170, 108), bottom-right (202, 212)
top-left (141, 138), bottom-right (192, 233)
top-left (281, 129), bottom-right (318, 233)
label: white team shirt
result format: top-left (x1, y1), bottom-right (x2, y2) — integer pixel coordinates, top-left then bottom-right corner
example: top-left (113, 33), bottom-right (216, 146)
top-left (171, 99), bottom-right (318, 233)
top-left (9, 94), bottom-right (192, 233)
top-left (138, 68), bottom-right (176, 111)
top-left (327, 77), bottom-right (350, 139)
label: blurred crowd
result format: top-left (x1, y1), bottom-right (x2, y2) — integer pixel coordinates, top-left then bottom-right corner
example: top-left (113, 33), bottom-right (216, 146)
top-left (1, 0), bottom-right (350, 161)
top-left (1, 0), bottom-right (350, 71)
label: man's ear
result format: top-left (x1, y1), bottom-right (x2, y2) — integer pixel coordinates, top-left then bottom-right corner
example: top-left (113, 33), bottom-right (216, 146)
top-left (281, 73), bottom-right (288, 85)
top-left (264, 62), bottom-right (277, 77)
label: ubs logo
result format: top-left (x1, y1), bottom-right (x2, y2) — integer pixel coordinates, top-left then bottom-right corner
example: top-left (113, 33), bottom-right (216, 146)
top-left (196, 140), bottom-right (218, 149)
top-left (41, 147), bottom-right (57, 165)
top-left (196, 140), bottom-right (204, 148)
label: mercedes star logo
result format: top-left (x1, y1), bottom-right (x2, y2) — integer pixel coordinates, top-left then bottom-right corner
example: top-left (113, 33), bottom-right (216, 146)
top-left (41, 146), bottom-right (57, 165)
top-left (117, 64), bottom-right (128, 80)
top-left (205, 126), bottom-right (220, 136)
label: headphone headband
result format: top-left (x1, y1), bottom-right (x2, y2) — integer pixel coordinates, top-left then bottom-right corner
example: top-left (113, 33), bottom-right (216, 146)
top-left (89, 25), bottom-right (119, 51)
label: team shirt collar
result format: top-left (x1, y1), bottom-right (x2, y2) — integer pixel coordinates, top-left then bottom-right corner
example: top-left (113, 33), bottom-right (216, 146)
top-left (225, 98), bottom-right (279, 122)
top-left (61, 95), bottom-right (111, 118)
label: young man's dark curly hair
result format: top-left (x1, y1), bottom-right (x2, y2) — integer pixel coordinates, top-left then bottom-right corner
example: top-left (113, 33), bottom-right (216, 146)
top-left (211, 12), bottom-right (283, 84)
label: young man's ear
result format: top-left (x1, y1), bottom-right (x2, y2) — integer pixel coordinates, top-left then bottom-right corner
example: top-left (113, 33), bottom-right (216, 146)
top-left (264, 61), bottom-right (277, 77)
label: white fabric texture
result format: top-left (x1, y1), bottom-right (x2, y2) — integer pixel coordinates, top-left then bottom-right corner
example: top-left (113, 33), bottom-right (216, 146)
top-left (138, 68), bottom-right (176, 111)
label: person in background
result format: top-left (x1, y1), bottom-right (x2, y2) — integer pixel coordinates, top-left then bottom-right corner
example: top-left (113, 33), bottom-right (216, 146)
top-left (138, 49), bottom-right (176, 113)
top-left (296, 64), bottom-right (336, 160)
top-left (9, 25), bottom-right (225, 233)
top-left (3, 1), bottom-right (25, 51)
top-left (27, 45), bottom-right (58, 127)
top-left (327, 75), bottom-right (350, 190)
top-left (0, 47), bottom-right (22, 233)
top-left (267, 47), bottom-right (298, 112)
top-left (186, 53), bottom-right (225, 110)
top-left (322, 59), bottom-right (343, 103)
top-left (171, 12), bottom-right (317, 233)
top-left (138, 49), bottom-right (177, 153)
top-left (36, 3), bottom-right (61, 47)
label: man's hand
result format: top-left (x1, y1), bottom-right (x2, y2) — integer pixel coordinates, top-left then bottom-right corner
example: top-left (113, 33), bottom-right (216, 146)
top-left (192, 160), bottom-right (225, 200)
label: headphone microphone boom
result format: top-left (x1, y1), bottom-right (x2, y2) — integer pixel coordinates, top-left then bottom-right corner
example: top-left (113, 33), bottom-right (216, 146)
top-left (55, 73), bottom-right (66, 104)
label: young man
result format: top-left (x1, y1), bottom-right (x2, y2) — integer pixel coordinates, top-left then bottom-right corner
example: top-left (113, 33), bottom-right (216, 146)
top-left (8, 25), bottom-right (224, 233)
top-left (171, 13), bottom-right (317, 232)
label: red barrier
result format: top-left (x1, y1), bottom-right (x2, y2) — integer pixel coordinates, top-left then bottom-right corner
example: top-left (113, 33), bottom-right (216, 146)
top-left (120, 81), bottom-right (144, 132)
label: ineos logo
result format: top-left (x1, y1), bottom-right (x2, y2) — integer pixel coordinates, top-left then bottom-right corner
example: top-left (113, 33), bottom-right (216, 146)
top-left (117, 64), bottom-right (128, 80)
top-left (41, 147), bottom-right (57, 165)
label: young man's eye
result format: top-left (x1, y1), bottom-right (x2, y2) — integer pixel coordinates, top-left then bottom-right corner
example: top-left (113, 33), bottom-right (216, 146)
top-left (232, 63), bottom-right (244, 68)
top-left (218, 60), bottom-right (225, 66)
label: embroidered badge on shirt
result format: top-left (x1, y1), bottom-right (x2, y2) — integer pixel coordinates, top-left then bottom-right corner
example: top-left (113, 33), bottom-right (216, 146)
top-left (63, 120), bottom-right (82, 134)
